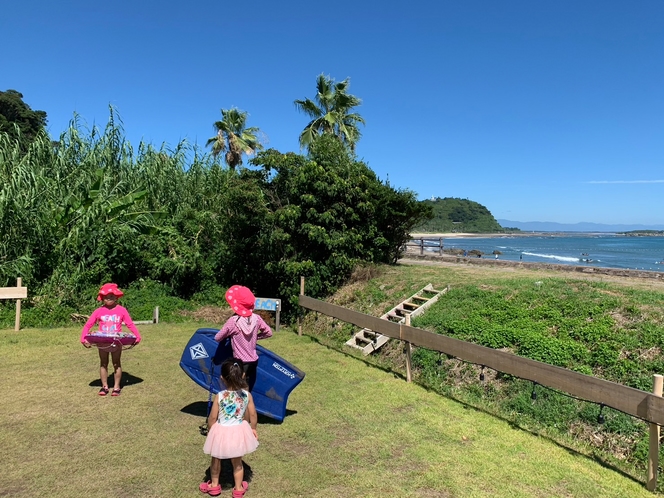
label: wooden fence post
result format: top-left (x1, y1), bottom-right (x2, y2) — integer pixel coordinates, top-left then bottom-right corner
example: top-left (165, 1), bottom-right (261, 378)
top-left (648, 374), bottom-right (663, 491)
top-left (405, 313), bottom-right (412, 382)
top-left (298, 276), bottom-right (305, 336)
top-left (420, 237), bottom-right (424, 256)
top-left (14, 277), bottom-right (22, 331)
top-left (438, 237), bottom-right (443, 256)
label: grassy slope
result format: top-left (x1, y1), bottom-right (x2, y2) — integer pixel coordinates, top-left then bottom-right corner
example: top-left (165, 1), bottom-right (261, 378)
top-left (1, 320), bottom-right (657, 497)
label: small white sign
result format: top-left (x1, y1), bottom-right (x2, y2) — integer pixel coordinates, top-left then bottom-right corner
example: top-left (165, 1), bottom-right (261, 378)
top-left (190, 342), bottom-right (209, 360)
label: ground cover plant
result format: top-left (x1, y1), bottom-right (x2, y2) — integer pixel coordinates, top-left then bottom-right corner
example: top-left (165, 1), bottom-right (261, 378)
top-left (303, 260), bottom-right (664, 481)
top-left (0, 322), bottom-right (658, 497)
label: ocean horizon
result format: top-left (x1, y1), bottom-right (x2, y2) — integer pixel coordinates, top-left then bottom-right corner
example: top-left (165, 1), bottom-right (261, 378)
top-left (415, 234), bottom-right (664, 272)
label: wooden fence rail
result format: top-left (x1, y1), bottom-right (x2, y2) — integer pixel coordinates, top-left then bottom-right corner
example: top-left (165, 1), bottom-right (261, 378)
top-left (403, 237), bottom-right (444, 256)
top-left (299, 294), bottom-right (664, 426)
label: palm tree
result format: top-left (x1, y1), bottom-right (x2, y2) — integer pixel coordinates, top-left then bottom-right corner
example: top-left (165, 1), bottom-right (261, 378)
top-left (294, 74), bottom-right (365, 152)
top-left (206, 108), bottom-right (263, 169)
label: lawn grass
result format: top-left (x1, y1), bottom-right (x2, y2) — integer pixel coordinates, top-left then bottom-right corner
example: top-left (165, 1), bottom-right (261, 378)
top-left (1, 321), bottom-right (659, 497)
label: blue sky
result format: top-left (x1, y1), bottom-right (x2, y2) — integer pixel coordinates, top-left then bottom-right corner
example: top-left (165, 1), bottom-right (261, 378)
top-left (3, 1), bottom-right (663, 225)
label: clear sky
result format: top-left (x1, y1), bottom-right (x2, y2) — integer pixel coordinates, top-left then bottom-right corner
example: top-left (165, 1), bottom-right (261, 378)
top-left (3, 1), bottom-right (663, 225)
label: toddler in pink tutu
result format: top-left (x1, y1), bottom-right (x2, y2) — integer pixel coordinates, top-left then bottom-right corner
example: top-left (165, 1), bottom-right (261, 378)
top-left (199, 358), bottom-right (259, 497)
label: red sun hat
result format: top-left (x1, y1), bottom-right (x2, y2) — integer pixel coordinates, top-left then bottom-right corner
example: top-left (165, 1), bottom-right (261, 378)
top-left (97, 283), bottom-right (124, 301)
top-left (225, 285), bottom-right (255, 317)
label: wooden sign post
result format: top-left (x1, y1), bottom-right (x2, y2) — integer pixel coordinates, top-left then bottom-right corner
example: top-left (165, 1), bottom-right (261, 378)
top-left (0, 278), bottom-right (28, 331)
top-left (254, 297), bottom-right (282, 333)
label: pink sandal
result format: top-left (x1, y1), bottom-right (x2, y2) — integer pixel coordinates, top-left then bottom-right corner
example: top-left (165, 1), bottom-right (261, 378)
top-left (199, 481), bottom-right (222, 496)
top-left (98, 387), bottom-right (109, 396)
top-left (232, 481), bottom-right (248, 498)
top-left (111, 388), bottom-right (122, 397)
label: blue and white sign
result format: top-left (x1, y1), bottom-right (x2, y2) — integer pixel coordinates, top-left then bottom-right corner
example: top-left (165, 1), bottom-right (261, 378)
top-left (255, 298), bottom-right (280, 311)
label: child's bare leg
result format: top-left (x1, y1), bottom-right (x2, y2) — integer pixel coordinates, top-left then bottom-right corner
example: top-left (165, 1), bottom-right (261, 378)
top-left (111, 349), bottom-right (122, 390)
top-left (210, 457), bottom-right (221, 487)
top-left (231, 457), bottom-right (244, 490)
top-left (98, 350), bottom-right (110, 388)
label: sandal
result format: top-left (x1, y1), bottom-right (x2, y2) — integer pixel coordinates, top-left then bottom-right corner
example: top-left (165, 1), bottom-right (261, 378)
top-left (232, 481), bottom-right (248, 498)
top-left (111, 388), bottom-right (122, 397)
top-left (199, 481), bottom-right (222, 496)
top-left (98, 387), bottom-right (109, 396)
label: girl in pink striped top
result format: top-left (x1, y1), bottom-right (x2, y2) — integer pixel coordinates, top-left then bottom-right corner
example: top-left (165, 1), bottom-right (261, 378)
top-left (214, 285), bottom-right (272, 392)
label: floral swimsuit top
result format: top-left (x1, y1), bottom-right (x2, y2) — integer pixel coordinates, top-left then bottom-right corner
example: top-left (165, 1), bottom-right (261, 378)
top-left (216, 389), bottom-right (249, 426)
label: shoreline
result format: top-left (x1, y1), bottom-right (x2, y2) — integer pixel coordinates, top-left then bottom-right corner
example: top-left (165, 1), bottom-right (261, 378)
top-left (400, 250), bottom-right (664, 281)
top-left (410, 231), bottom-right (664, 239)
top-left (411, 232), bottom-right (622, 239)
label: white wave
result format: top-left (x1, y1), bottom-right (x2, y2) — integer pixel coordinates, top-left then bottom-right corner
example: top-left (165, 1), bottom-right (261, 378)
top-left (522, 252), bottom-right (580, 263)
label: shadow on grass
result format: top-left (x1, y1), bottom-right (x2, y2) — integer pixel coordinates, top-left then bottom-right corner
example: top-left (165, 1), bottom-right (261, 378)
top-left (257, 410), bottom-right (297, 425)
top-left (181, 401), bottom-right (210, 417)
top-left (88, 371), bottom-right (144, 388)
top-left (180, 401), bottom-right (297, 424)
top-left (202, 460), bottom-right (254, 489)
top-left (302, 332), bottom-right (646, 488)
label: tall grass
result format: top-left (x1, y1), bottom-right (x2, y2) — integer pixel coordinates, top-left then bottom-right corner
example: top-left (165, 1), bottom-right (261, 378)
top-left (0, 109), bottom-right (236, 305)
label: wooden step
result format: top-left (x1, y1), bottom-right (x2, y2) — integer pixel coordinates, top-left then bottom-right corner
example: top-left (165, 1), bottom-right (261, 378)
top-left (345, 284), bottom-right (449, 355)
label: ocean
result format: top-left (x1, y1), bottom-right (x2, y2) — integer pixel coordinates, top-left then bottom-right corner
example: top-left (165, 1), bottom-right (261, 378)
top-left (415, 235), bottom-right (664, 272)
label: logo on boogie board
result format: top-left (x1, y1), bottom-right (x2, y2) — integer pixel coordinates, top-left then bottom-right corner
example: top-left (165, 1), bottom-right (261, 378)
top-left (189, 342), bottom-right (209, 360)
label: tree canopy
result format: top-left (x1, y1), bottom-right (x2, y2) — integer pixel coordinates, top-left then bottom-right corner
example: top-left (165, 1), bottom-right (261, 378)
top-left (1, 114), bottom-right (429, 318)
top-left (414, 197), bottom-right (504, 233)
top-left (206, 108), bottom-right (263, 169)
top-left (0, 89), bottom-right (47, 147)
top-left (294, 74), bottom-right (365, 152)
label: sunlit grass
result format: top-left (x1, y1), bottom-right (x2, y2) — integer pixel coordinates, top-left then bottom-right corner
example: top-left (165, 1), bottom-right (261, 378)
top-left (0, 321), bottom-right (657, 497)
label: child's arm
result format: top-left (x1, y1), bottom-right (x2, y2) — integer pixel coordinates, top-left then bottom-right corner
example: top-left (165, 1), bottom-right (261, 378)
top-left (245, 392), bottom-right (258, 439)
top-left (121, 307), bottom-right (141, 343)
top-left (214, 318), bottom-right (235, 342)
top-left (207, 394), bottom-right (219, 429)
top-left (256, 315), bottom-right (272, 340)
top-left (80, 308), bottom-right (100, 344)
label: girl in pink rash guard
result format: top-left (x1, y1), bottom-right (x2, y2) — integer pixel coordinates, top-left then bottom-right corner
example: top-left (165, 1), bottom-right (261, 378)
top-left (215, 285), bottom-right (272, 392)
top-left (81, 283), bottom-right (141, 396)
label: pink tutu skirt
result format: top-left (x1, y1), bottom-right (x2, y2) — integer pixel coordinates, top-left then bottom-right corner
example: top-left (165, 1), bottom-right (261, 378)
top-left (203, 421), bottom-right (259, 459)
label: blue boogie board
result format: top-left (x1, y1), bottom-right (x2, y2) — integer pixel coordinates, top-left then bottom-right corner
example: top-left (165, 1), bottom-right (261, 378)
top-left (179, 328), bottom-right (305, 422)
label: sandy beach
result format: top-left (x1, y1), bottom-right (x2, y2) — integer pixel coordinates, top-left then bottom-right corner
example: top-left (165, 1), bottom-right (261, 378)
top-left (410, 232), bottom-right (535, 238)
top-left (408, 232), bottom-right (626, 239)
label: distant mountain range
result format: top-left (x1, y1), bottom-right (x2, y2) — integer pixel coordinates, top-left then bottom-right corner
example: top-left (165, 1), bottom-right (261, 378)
top-left (497, 219), bottom-right (664, 233)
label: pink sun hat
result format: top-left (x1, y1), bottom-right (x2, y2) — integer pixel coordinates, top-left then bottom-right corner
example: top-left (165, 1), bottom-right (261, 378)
top-left (225, 285), bottom-right (256, 317)
top-left (97, 283), bottom-right (124, 301)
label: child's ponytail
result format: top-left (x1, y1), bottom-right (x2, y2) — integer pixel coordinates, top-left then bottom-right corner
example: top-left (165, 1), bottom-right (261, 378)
top-left (221, 358), bottom-right (249, 391)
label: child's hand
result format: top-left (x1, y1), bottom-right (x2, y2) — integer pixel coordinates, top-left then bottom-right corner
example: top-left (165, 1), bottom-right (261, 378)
top-left (82, 340), bottom-right (91, 349)
top-left (252, 428), bottom-right (258, 440)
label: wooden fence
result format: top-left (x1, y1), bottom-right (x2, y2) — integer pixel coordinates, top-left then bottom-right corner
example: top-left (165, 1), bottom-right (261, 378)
top-left (298, 291), bottom-right (664, 490)
top-left (404, 237), bottom-right (445, 256)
